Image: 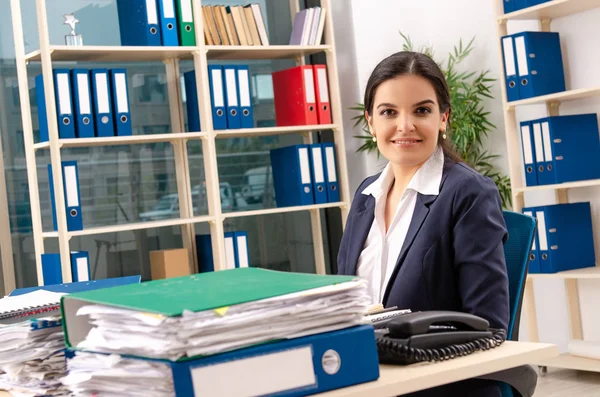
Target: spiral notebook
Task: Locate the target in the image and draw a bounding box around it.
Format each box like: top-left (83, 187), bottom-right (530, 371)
top-left (0, 289), bottom-right (65, 324)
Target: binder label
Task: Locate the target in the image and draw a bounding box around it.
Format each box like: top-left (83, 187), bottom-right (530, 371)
top-left (536, 210), bottom-right (548, 251)
top-left (303, 68), bottom-right (316, 103)
top-left (312, 146), bottom-right (325, 183)
top-left (521, 124), bottom-right (533, 164)
top-left (237, 235), bottom-right (249, 268)
top-left (57, 73), bottom-right (72, 114)
top-left (541, 121), bottom-right (553, 161)
top-left (146, 0), bottom-right (158, 24)
top-left (515, 36), bottom-right (529, 76)
top-left (181, 0), bottom-right (193, 22)
top-left (299, 147), bottom-right (311, 184)
top-left (76, 257), bottom-right (89, 282)
top-left (325, 146), bottom-right (337, 182)
top-left (502, 37), bottom-right (516, 76)
top-left (64, 165), bottom-right (80, 207)
top-left (317, 68), bottom-right (329, 102)
top-left (115, 73), bottom-right (129, 113)
top-left (77, 74), bottom-right (91, 114)
top-left (532, 123), bottom-right (544, 163)
top-left (225, 68), bottom-right (238, 106)
top-left (238, 69), bottom-right (251, 107)
top-left (162, 0), bottom-right (175, 18)
top-left (191, 346), bottom-right (316, 396)
top-left (523, 210), bottom-right (536, 249)
top-left (211, 69), bottom-right (224, 107)
top-left (95, 73), bottom-right (110, 114)
top-left (224, 236), bottom-right (236, 270)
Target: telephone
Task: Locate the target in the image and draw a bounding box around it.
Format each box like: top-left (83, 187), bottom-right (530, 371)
top-left (374, 310), bottom-right (506, 365)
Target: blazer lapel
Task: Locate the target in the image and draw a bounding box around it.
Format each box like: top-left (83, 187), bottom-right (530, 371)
top-left (343, 195), bottom-right (375, 276)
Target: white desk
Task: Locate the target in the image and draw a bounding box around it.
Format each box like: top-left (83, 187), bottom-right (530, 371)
top-left (315, 341), bottom-right (558, 397)
top-left (0, 341), bottom-right (558, 397)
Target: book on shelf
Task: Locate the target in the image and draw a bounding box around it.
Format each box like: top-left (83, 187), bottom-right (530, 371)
top-left (289, 6), bottom-right (326, 46)
top-left (203, 4), bottom-right (269, 46)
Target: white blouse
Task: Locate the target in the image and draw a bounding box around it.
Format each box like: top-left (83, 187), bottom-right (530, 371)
top-left (356, 147), bottom-right (445, 304)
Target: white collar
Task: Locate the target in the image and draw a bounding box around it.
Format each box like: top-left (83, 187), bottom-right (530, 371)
top-left (361, 146), bottom-right (445, 198)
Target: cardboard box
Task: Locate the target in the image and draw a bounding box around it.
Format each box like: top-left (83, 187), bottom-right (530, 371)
top-left (149, 248), bottom-right (191, 280)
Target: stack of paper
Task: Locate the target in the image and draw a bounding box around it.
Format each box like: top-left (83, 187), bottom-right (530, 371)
top-left (62, 351), bottom-right (173, 397)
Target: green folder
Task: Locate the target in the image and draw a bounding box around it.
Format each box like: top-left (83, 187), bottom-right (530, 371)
top-left (61, 267), bottom-right (357, 349)
top-left (175, 0), bottom-right (196, 46)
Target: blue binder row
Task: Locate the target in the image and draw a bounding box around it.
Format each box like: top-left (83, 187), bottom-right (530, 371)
top-left (503, 0), bottom-right (551, 14)
top-left (523, 202), bottom-right (596, 274)
top-left (48, 160), bottom-right (83, 232)
top-left (196, 231), bottom-right (250, 272)
top-left (519, 113), bottom-right (600, 187)
top-left (36, 68), bottom-right (132, 141)
top-left (41, 251), bottom-right (91, 285)
top-left (183, 64), bottom-right (255, 131)
top-left (116, 0), bottom-right (188, 46)
top-left (501, 31), bottom-right (565, 102)
top-left (66, 324), bottom-right (379, 396)
top-left (270, 143), bottom-right (340, 208)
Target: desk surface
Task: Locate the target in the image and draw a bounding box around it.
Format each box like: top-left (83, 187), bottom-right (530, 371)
top-left (0, 341), bottom-right (558, 397)
top-left (315, 341), bottom-right (558, 397)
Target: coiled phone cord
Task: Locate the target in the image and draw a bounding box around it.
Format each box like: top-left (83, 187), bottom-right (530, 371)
top-left (375, 328), bottom-right (507, 364)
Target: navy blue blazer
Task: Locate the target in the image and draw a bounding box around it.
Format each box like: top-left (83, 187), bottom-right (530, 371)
top-left (337, 156), bottom-right (510, 397)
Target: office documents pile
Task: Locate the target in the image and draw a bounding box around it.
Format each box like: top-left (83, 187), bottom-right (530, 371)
top-left (0, 290), bottom-right (69, 396)
top-left (60, 268), bottom-right (381, 396)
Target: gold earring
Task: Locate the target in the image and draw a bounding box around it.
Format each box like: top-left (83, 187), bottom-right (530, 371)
top-left (441, 130), bottom-right (447, 140)
top-left (372, 136), bottom-right (377, 142)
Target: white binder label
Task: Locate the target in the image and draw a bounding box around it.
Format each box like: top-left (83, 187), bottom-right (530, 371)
top-left (181, 0), bottom-right (193, 22)
top-left (95, 73), bottom-right (110, 114)
top-left (325, 146), bottom-right (337, 182)
top-left (64, 165), bottom-right (80, 207)
top-left (76, 257), bottom-right (89, 282)
top-left (191, 346), bottom-right (316, 397)
top-left (224, 236), bottom-right (235, 270)
top-left (225, 68), bottom-right (238, 107)
top-left (541, 122), bottom-right (553, 161)
top-left (298, 148), bottom-right (311, 184)
top-left (146, 0), bottom-right (158, 24)
top-left (523, 211), bottom-right (536, 249)
top-left (237, 235), bottom-right (249, 268)
top-left (57, 73), bottom-right (72, 115)
top-left (532, 123), bottom-right (544, 163)
top-left (238, 69), bottom-right (251, 107)
top-left (536, 210), bottom-right (548, 251)
top-left (115, 73), bottom-right (129, 113)
top-left (521, 124), bottom-right (533, 165)
top-left (162, 0), bottom-right (175, 18)
top-left (317, 68), bottom-right (329, 102)
top-left (303, 68), bottom-right (316, 104)
top-left (515, 36), bottom-right (529, 76)
top-left (211, 69), bottom-right (224, 107)
top-left (311, 146), bottom-right (325, 183)
top-left (502, 37), bottom-right (516, 77)
top-left (76, 73), bottom-right (91, 115)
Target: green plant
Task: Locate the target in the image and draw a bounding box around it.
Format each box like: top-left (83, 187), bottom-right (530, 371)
top-left (351, 32), bottom-right (512, 209)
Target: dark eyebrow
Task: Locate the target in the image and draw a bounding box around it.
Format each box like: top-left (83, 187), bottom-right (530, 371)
top-left (414, 99), bottom-right (435, 107)
top-left (376, 102), bottom-right (397, 109)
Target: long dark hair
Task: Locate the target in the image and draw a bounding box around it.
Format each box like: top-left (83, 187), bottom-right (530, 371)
top-left (364, 51), bottom-right (462, 163)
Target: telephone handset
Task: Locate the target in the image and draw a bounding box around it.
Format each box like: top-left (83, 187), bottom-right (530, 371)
top-left (375, 310), bottom-right (506, 365)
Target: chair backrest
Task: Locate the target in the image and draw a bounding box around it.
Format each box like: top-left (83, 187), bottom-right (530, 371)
top-left (502, 210), bottom-right (537, 341)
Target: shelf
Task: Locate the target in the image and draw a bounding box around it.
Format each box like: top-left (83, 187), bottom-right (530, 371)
top-left (25, 45), bottom-right (196, 63)
top-left (507, 86), bottom-right (600, 107)
top-left (206, 45), bottom-right (331, 60)
top-left (222, 202), bottom-right (345, 219)
top-left (499, 0), bottom-right (600, 21)
top-left (514, 178), bottom-right (600, 193)
top-left (41, 215), bottom-right (214, 238)
top-left (33, 132), bottom-right (208, 150)
top-left (528, 266), bottom-right (600, 279)
top-left (536, 353), bottom-right (600, 372)
top-left (215, 124), bottom-right (337, 139)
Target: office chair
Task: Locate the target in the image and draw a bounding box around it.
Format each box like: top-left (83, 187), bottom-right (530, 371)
top-left (477, 210), bottom-right (538, 397)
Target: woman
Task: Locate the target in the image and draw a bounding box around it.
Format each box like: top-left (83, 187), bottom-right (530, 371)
top-left (337, 51), bottom-right (510, 397)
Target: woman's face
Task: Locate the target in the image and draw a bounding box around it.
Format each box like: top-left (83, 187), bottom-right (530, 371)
top-left (365, 74), bottom-right (449, 168)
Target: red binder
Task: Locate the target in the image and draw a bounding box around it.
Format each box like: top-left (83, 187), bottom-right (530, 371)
top-left (272, 65), bottom-right (318, 126)
top-left (313, 64), bottom-right (332, 124)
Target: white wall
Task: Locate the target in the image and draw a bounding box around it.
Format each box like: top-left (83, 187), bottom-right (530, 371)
top-left (332, 0), bottom-right (600, 353)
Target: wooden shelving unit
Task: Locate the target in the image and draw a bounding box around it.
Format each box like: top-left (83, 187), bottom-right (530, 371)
top-left (495, 0), bottom-right (600, 374)
top-left (9, 0), bottom-right (350, 286)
